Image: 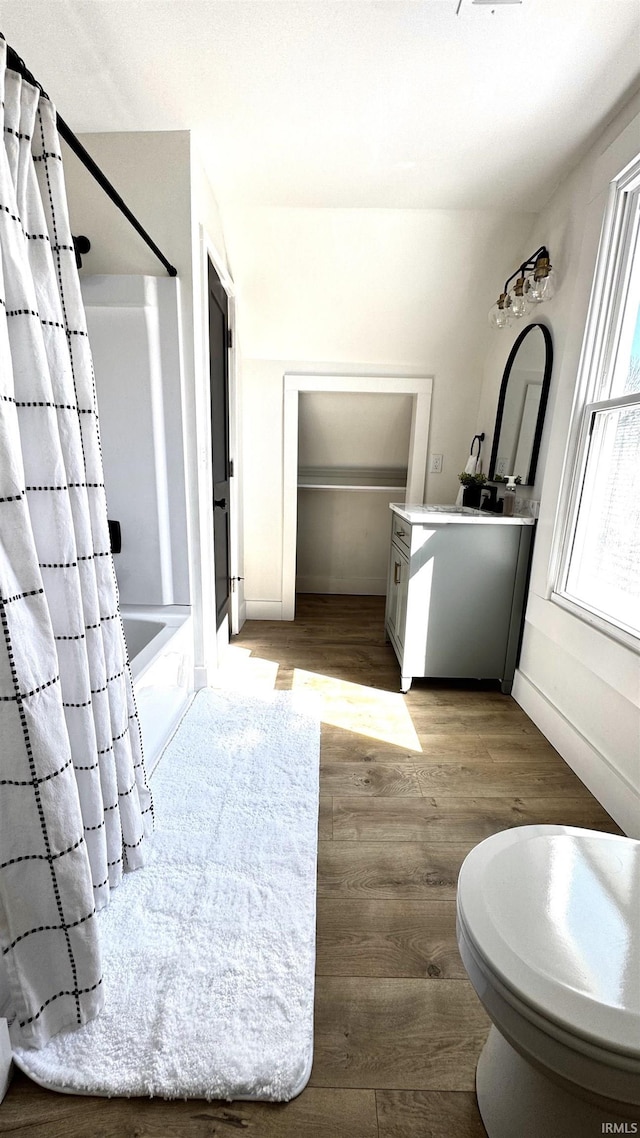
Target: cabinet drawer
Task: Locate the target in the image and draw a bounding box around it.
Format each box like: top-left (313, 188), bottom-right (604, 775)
top-left (391, 517), bottom-right (411, 552)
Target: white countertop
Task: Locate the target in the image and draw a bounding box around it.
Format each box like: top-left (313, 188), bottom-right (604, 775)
top-left (390, 503), bottom-right (536, 526)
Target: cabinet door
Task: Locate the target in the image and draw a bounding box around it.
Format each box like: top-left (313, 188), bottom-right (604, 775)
top-left (406, 524), bottom-right (522, 679)
top-left (387, 542), bottom-right (409, 653)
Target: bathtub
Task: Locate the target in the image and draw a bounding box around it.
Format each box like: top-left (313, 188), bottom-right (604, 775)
top-left (121, 605), bottom-right (193, 775)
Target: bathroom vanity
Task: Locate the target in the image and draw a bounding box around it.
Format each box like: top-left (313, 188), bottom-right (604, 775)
top-left (385, 504), bottom-right (535, 693)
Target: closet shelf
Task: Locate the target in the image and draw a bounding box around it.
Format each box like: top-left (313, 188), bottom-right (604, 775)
top-left (297, 466), bottom-right (407, 491)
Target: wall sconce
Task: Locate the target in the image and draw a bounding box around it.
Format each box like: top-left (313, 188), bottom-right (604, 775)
top-left (488, 246), bottom-right (555, 329)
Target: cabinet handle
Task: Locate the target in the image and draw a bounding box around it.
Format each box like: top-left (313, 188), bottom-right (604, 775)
top-left (396, 528), bottom-right (406, 538)
top-left (394, 561), bottom-right (401, 585)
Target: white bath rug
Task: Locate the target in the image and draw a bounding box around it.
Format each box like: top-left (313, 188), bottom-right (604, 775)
top-left (14, 688), bottom-right (320, 1100)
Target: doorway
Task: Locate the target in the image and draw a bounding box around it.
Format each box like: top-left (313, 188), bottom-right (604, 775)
top-left (208, 258), bottom-right (231, 631)
top-left (282, 374), bottom-right (433, 621)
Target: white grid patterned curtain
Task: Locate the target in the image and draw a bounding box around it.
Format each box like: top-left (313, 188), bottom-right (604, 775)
top-left (0, 40), bottom-right (153, 1049)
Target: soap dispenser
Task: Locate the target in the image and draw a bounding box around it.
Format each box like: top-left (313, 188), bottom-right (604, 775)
top-left (503, 476), bottom-right (517, 517)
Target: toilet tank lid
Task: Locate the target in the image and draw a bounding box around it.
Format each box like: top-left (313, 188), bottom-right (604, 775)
top-left (457, 825), bottom-right (640, 1057)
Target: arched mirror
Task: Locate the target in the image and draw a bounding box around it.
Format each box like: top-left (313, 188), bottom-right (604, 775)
top-left (488, 323), bottom-right (553, 486)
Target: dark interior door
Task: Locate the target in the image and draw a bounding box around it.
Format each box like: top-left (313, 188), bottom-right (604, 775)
top-left (208, 259), bottom-right (231, 630)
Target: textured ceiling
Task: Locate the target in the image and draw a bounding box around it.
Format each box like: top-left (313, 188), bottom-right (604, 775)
top-left (1, 0), bottom-right (639, 209)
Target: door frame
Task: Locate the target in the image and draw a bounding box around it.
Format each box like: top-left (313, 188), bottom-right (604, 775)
top-left (282, 373), bottom-right (433, 621)
top-left (195, 227), bottom-right (239, 683)
top-left (208, 257), bottom-right (232, 636)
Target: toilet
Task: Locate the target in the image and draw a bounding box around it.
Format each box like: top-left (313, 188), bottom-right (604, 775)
top-left (456, 824), bottom-right (640, 1138)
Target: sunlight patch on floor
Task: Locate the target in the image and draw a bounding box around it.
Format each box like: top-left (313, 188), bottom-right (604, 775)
top-left (210, 645), bottom-right (279, 692)
top-left (292, 668), bottom-right (422, 752)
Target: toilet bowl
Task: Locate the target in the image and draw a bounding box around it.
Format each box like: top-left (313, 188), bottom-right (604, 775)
top-left (456, 824), bottom-right (640, 1138)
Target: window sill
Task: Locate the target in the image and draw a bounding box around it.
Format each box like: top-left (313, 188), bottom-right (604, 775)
top-left (550, 590), bottom-right (640, 655)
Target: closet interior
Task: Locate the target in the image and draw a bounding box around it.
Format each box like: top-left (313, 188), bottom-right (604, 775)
top-left (295, 391), bottom-right (414, 596)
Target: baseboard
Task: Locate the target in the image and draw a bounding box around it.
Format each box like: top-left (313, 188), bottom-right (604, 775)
top-left (245, 600), bottom-right (285, 620)
top-left (512, 669), bottom-right (640, 837)
top-left (295, 576), bottom-right (386, 596)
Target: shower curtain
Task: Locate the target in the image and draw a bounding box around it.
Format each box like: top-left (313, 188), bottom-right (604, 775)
top-left (0, 41), bottom-right (153, 1048)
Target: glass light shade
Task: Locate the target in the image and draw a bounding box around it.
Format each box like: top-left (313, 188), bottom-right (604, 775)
top-left (489, 304), bottom-right (511, 328)
top-left (510, 291), bottom-right (528, 318)
top-left (537, 266), bottom-right (556, 302)
top-left (528, 275), bottom-right (543, 302)
top-left (529, 266), bottom-right (556, 303)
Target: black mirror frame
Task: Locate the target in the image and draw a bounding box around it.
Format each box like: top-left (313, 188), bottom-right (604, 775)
top-left (488, 322), bottom-right (553, 486)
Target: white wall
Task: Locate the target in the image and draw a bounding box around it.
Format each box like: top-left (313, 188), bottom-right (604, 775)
top-left (298, 391), bottom-right (412, 470)
top-left (224, 205), bottom-right (535, 609)
top-left (64, 130), bottom-right (234, 681)
top-left (64, 132), bottom-right (192, 279)
top-left (476, 93), bottom-right (640, 836)
top-left (82, 275), bottom-right (188, 606)
top-left (188, 143), bottom-right (240, 671)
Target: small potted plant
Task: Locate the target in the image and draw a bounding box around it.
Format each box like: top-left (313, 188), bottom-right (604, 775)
top-left (458, 469), bottom-right (487, 508)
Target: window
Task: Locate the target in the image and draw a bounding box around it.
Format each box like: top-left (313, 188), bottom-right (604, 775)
top-left (554, 157), bottom-right (640, 646)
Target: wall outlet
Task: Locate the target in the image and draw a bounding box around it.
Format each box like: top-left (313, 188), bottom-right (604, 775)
top-left (429, 453), bottom-right (443, 473)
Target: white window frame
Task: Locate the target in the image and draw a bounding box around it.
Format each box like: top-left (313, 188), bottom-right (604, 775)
top-left (552, 153), bottom-right (640, 652)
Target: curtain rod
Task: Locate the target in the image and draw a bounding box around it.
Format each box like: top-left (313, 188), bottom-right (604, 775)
top-left (2, 36), bottom-right (178, 278)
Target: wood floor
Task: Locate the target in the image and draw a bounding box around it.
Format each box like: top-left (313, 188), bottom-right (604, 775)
top-left (1, 594), bottom-right (622, 1137)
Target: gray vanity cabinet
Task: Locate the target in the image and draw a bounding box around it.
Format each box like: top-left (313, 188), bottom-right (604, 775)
top-left (386, 514), bottom-right (411, 655)
top-left (385, 505), bottom-right (535, 694)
